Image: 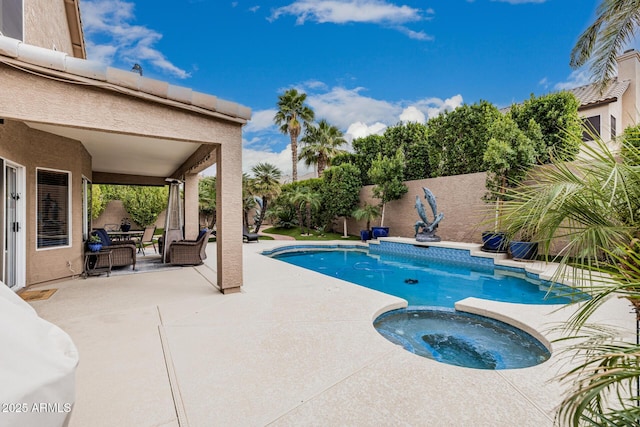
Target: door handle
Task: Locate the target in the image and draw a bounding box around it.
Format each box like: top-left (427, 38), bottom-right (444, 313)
top-left (12, 222), bottom-right (20, 232)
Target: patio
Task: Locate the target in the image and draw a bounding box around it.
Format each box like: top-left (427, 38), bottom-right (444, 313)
top-left (27, 240), bottom-right (634, 427)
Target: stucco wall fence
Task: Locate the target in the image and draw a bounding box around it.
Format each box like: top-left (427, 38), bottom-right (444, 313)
top-left (346, 172), bottom-right (492, 243)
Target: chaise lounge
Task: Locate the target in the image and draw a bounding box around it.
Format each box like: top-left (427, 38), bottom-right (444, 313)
top-left (243, 226), bottom-right (259, 243)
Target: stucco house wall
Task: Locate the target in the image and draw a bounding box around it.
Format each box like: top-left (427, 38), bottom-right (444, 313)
top-left (24, 0), bottom-right (76, 55)
top-left (347, 172), bottom-right (490, 243)
top-left (0, 119), bottom-right (91, 284)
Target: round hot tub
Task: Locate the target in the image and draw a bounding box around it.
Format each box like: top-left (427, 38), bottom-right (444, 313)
top-left (374, 308), bottom-right (550, 370)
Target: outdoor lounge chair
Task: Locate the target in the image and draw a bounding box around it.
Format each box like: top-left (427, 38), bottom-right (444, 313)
top-left (168, 228), bottom-right (212, 266)
top-left (91, 229), bottom-right (137, 270)
top-left (243, 226), bottom-right (259, 243)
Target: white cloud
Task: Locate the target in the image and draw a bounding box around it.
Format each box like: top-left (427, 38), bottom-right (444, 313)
top-left (243, 143), bottom-right (314, 179)
top-left (81, 0), bottom-right (190, 79)
top-left (345, 121), bottom-right (387, 140)
top-left (399, 106), bottom-right (425, 123)
top-left (554, 69), bottom-right (592, 90)
top-left (269, 0), bottom-right (432, 40)
top-left (271, 0), bottom-right (424, 25)
top-left (245, 109), bottom-right (277, 133)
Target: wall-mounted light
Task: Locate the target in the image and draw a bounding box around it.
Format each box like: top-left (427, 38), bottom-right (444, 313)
top-left (0, 119), bottom-right (4, 125)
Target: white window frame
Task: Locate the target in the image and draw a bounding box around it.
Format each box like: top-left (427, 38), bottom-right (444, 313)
top-left (36, 167), bottom-right (72, 251)
top-left (3, 158), bottom-right (26, 290)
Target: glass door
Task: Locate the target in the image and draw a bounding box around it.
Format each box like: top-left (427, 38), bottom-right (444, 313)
top-left (5, 164), bottom-right (17, 288)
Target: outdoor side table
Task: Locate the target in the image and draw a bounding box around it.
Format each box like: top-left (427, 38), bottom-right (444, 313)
top-left (83, 249), bottom-right (112, 278)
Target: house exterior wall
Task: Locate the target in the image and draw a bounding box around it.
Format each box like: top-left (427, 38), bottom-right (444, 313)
top-left (24, 0), bottom-right (75, 55)
top-left (0, 120), bottom-right (91, 285)
top-left (346, 172), bottom-right (490, 243)
top-left (618, 50), bottom-right (640, 129)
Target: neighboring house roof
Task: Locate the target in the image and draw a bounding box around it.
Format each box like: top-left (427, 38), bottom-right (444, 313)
top-left (0, 36), bottom-right (251, 123)
top-left (568, 78), bottom-right (630, 109)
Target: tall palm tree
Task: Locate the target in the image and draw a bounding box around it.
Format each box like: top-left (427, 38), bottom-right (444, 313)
top-left (571, 1), bottom-right (640, 86)
top-left (250, 163), bottom-right (282, 233)
top-left (499, 134), bottom-right (640, 424)
top-left (274, 89), bottom-right (315, 182)
top-left (299, 119), bottom-right (347, 177)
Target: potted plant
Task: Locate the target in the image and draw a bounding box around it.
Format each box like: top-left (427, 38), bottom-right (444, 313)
top-left (120, 217), bottom-right (131, 232)
top-left (481, 115), bottom-right (537, 253)
top-left (352, 203), bottom-right (380, 241)
top-left (87, 235), bottom-right (103, 252)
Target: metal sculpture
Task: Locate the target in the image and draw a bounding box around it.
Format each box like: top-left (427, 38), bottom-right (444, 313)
top-left (414, 187), bottom-right (444, 242)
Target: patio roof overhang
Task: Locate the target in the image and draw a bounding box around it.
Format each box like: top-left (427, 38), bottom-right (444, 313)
top-left (0, 39), bottom-right (250, 184)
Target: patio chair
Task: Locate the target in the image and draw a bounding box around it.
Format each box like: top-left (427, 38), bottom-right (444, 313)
top-left (167, 228), bottom-right (212, 266)
top-left (91, 229), bottom-right (137, 270)
top-left (134, 225), bottom-right (158, 256)
top-left (103, 223), bottom-right (120, 232)
top-left (243, 226), bottom-right (259, 243)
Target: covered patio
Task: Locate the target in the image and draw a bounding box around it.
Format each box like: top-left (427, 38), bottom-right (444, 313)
top-left (0, 40), bottom-right (250, 292)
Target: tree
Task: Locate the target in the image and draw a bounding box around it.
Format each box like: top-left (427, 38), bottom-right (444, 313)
top-left (120, 186), bottom-right (168, 227)
top-left (242, 173), bottom-right (257, 228)
top-left (352, 203), bottom-right (381, 234)
top-left (91, 184), bottom-right (107, 220)
top-left (250, 162), bottom-right (282, 233)
top-left (198, 176), bottom-right (216, 228)
top-left (483, 115), bottom-right (536, 231)
top-left (427, 101), bottom-right (502, 177)
top-left (368, 149), bottom-right (408, 227)
top-left (321, 164), bottom-right (362, 237)
top-left (383, 122), bottom-right (432, 180)
top-left (292, 187), bottom-right (322, 235)
top-left (508, 92), bottom-right (582, 164)
top-left (299, 119), bottom-right (347, 177)
top-left (350, 134), bottom-right (388, 184)
top-left (274, 89), bottom-right (315, 181)
top-left (499, 135), bottom-right (640, 424)
top-left (570, 1), bottom-right (640, 87)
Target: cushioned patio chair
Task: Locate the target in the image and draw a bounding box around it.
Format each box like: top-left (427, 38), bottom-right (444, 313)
top-left (168, 228), bottom-right (212, 266)
top-left (243, 226), bottom-right (259, 243)
top-left (91, 229), bottom-right (137, 270)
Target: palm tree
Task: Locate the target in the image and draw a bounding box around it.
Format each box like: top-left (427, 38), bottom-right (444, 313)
top-left (299, 119), bottom-right (347, 177)
top-left (571, 1), bottom-right (640, 86)
top-left (292, 187), bottom-right (322, 235)
top-left (274, 89), bottom-right (315, 182)
top-left (250, 163), bottom-right (282, 233)
top-left (352, 203), bottom-right (381, 235)
top-left (242, 173), bottom-right (257, 229)
top-left (499, 133), bottom-right (640, 424)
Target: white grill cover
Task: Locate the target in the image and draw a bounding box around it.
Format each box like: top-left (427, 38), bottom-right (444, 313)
top-left (0, 283), bottom-right (78, 427)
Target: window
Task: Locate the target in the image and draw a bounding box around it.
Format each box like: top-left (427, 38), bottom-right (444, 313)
top-left (37, 169), bottom-right (70, 249)
top-left (0, 0), bottom-right (23, 41)
top-left (582, 115), bottom-right (601, 141)
top-left (82, 177), bottom-right (91, 241)
top-left (611, 115), bottom-right (617, 141)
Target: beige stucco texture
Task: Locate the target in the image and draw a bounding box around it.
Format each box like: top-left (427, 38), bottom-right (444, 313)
top-left (0, 120), bottom-right (91, 284)
top-left (348, 172), bottom-right (490, 243)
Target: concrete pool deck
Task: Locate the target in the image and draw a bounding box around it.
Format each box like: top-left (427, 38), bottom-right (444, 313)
top-left (25, 239), bottom-right (634, 426)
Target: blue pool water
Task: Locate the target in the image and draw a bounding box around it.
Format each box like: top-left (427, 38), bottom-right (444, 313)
top-left (271, 249), bottom-right (575, 308)
top-left (374, 308), bottom-right (550, 369)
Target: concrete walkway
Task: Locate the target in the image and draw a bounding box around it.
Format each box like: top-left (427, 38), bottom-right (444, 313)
top-left (25, 240), bottom-right (634, 427)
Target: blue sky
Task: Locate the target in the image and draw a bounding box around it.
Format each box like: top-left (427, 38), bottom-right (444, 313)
top-left (80, 0), bottom-right (602, 177)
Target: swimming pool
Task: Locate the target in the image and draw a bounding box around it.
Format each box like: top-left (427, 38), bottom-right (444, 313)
top-left (268, 247), bottom-right (576, 308)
